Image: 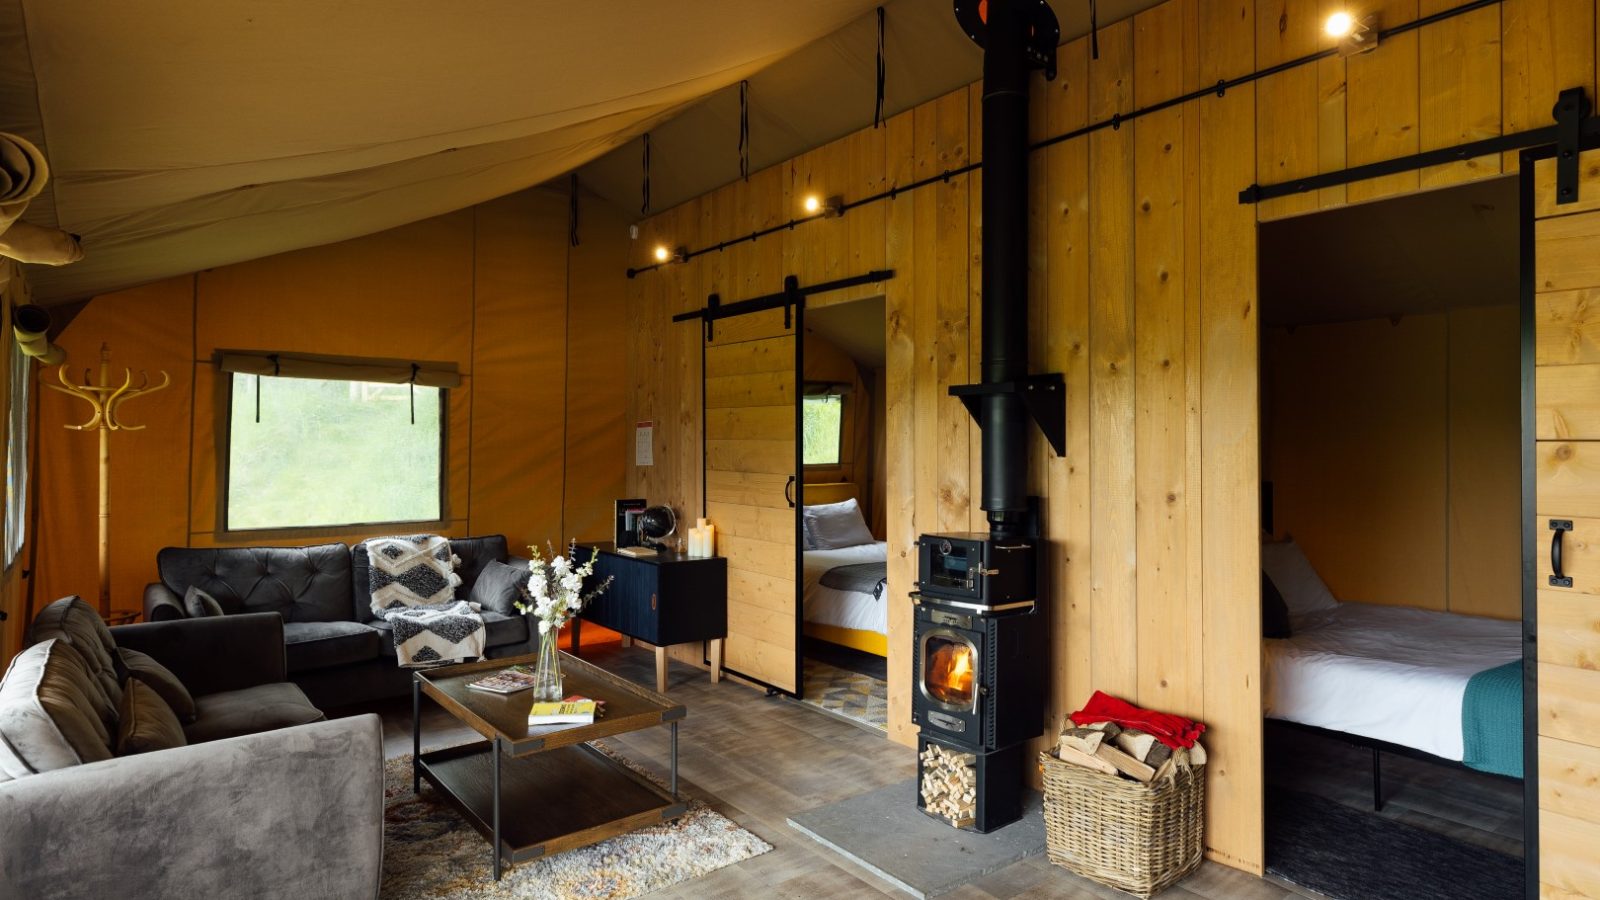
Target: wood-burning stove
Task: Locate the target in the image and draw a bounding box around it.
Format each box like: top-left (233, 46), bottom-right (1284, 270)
top-left (912, 533), bottom-right (1047, 832)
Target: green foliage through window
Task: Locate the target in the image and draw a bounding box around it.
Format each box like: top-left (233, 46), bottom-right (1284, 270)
top-left (802, 393), bottom-right (843, 466)
top-left (227, 374), bottom-right (443, 530)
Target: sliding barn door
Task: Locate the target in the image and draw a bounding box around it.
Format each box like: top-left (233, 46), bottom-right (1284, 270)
top-left (703, 311), bottom-right (799, 694)
top-left (1530, 148), bottom-right (1600, 900)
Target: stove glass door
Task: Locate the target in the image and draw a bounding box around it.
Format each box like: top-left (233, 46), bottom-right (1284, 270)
top-left (922, 630), bottom-right (979, 710)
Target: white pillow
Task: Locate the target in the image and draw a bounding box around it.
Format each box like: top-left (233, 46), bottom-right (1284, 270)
top-left (1260, 540), bottom-right (1339, 617)
top-left (803, 498), bottom-right (875, 550)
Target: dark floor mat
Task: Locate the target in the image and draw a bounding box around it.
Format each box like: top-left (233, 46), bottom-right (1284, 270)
top-left (803, 636), bottom-right (887, 680)
top-left (1266, 787), bottom-right (1523, 900)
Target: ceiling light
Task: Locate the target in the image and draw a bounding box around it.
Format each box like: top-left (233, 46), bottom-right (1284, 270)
top-left (803, 194), bottom-right (844, 219)
top-left (1326, 10), bottom-right (1379, 54)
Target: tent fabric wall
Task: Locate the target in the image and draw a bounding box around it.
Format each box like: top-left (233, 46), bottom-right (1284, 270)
top-left (31, 184), bottom-right (629, 622)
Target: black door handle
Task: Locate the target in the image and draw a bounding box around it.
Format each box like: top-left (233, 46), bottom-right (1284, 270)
top-left (785, 475), bottom-right (796, 509)
top-left (1551, 519), bottom-right (1574, 588)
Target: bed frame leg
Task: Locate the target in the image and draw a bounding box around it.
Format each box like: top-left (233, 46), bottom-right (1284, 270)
top-left (1372, 747), bottom-right (1384, 812)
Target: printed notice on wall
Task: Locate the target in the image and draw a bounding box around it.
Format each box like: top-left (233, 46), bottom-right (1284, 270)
top-left (635, 421), bottom-right (654, 467)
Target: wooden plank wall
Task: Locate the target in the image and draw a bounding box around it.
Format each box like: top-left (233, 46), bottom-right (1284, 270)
top-left (626, 0), bottom-right (1599, 874)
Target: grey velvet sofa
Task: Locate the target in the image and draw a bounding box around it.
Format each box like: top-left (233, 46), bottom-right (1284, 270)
top-left (0, 597), bottom-right (383, 899)
top-left (144, 534), bottom-right (534, 709)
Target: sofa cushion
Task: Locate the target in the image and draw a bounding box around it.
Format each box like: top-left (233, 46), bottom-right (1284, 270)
top-left (282, 621), bottom-right (384, 674)
top-left (183, 682), bottom-right (325, 744)
top-left (28, 596), bottom-right (124, 711)
top-left (183, 586), bottom-right (224, 618)
top-left (158, 543), bottom-right (352, 623)
top-left (369, 609), bottom-right (527, 656)
top-left (0, 640), bottom-right (115, 780)
top-left (116, 678), bottom-right (187, 756)
top-left (469, 559), bottom-right (528, 616)
top-left (352, 534), bottom-right (509, 623)
top-left (117, 648), bottom-right (197, 724)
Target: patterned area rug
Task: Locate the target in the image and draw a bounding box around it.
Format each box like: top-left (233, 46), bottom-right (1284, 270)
top-left (381, 746), bottom-right (771, 899)
top-left (801, 658), bottom-right (888, 731)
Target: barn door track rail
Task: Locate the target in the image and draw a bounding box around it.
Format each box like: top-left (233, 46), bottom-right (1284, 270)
top-left (671, 269), bottom-right (894, 341)
top-left (1241, 87), bottom-right (1594, 205)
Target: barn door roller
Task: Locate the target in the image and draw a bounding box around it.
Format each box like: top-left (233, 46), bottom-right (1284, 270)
top-left (672, 269), bottom-right (895, 341)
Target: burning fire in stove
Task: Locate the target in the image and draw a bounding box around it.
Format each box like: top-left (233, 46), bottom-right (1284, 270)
top-left (927, 638), bottom-right (976, 706)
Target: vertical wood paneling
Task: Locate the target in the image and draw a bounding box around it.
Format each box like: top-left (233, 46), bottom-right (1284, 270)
top-left (1255, 0), bottom-right (1323, 220)
top-left (1134, 1), bottom-right (1199, 719)
top-left (1347, 0), bottom-right (1421, 202)
top-left (1418, 0), bottom-right (1503, 187)
top-left (1502, 0), bottom-right (1596, 172)
top-left (1089, 18), bottom-right (1140, 701)
top-left (1197, 0), bottom-right (1264, 874)
top-left (1316, 0), bottom-right (1349, 208)
top-left (885, 108), bottom-right (919, 748)
top-left (1044, 37), bottom-right (1094, 744)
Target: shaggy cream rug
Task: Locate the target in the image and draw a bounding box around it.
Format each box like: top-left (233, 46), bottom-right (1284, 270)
top-left (380, 747), bottom-right (771, 899)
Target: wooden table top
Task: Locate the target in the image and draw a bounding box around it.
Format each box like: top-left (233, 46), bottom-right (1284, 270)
top-left (416, 651), bottom-right (685, 756)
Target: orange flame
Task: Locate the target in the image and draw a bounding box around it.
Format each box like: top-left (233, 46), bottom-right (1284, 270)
top-left (928, 641), bottom-right (976, 706)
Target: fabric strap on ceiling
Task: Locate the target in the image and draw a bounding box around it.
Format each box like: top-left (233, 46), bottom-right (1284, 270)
top-left (874, 7), bottom-right (885, 128)
top-left (1089, 0), bottom-right (1100, 60)
top-left (641, 132), bottom-right (652, 215)
top-left (739, 80), bottom-right (750, 181)
top-left (218, 352), bottom-right (462, 389)
top-left (569, 173), bottom-right (580, 247)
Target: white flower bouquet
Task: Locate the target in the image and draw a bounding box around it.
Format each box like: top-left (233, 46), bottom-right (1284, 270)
top-left (516, 542), bottom-right (614, 635)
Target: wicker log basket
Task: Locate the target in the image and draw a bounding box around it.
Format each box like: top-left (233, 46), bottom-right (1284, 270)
top-left (1039, 750), bottom-right (1206, 898)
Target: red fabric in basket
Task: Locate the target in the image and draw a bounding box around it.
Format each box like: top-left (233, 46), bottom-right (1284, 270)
top-left (1067, 691), bottom-right (1206, 749)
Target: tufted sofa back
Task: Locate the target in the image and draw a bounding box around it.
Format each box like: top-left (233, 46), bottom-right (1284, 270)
top-left (157, 543), bottom-right (352, 622)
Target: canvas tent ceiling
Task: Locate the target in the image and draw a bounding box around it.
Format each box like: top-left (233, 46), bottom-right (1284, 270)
top-left (2, 0), bottom-right (1165, 304)
top-left (0, 0), bottom-right (879, 302)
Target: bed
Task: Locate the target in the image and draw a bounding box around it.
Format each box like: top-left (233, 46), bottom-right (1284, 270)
top-left (801, 483), bottom-right (888, 657)
top-left (1261, 540), bottom-right (1524, 805)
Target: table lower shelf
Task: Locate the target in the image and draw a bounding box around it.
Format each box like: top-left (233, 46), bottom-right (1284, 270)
top-left (416, 739), bottom-right (688, 865)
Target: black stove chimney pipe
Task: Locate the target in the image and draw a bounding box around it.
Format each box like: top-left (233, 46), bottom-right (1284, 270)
top-left (977, 0), bottom-right (1034, 540)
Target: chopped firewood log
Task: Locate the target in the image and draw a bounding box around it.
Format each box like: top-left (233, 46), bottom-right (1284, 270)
top-left (1058, 727), bottom-right (1106, 756)
top-left (1095, 743), bottom-right (1156, 782)
top-left (1054, 742), bottom-right (1120, 777)
top-left (1144, 742), bottom-right (1173, 768)
top-left (1082, 721), bottom-right (1123, 739)
top-left (1114, 730), bottom-right (1158, 762)
top-left (1152, 756), bottom-right (1177, 782)
top-left (1189, 741), bottom-right (1207, 766)
top-left (920, 743), bottom-right (978, 825)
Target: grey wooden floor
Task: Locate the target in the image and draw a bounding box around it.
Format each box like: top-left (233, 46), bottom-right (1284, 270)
top-left (357, 643), bottom-right (1323, 899)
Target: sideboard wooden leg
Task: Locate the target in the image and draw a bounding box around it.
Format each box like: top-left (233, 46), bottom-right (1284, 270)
top-left (710, 638), bottom-right (724, 684)
top-left (655, 645), bottom-right (668, 694)
top-left (621, 634), bottom-right (632, 648)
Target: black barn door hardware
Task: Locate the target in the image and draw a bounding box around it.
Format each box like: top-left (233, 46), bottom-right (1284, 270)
top-left (1242, 86), bottom-right (1594, 205)
top-left (672, 269), bottom-right (895, 341)
top-left (1550, 519), bottom-right (1574, 588)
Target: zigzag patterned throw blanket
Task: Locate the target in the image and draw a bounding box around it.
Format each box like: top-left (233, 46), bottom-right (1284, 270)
top-left (367, 535), bottom-right (484, 667)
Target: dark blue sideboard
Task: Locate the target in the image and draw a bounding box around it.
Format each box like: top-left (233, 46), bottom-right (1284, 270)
top-left (572, 542), bottom-right (728, 693)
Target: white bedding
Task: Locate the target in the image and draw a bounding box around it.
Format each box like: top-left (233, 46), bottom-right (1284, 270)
top-left (1263, 602), bottom-right (1520, 761)
top-left (802, 541), bottom-right (889, 635)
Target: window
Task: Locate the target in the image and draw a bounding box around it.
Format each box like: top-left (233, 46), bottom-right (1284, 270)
top-left (802, 392), bottom-right (843, 466)
top-left (226, 374), bottom-right (444, 530)
top-left (4, 336), bottom-right (29, 567)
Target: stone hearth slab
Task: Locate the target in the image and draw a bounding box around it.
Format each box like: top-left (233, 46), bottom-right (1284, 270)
top-left (786, 778), bottom-right (1046, 898)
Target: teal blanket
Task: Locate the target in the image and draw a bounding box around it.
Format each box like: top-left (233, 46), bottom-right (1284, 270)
top-left (1461, 661), bottom-right (1523, 778)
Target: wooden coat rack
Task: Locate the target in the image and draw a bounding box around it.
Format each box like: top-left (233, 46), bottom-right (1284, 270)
top-left (46, 343), bottom-right (169, 618)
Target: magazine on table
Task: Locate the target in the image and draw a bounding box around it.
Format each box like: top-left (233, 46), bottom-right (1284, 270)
top-left (466, 666), bottom-right (538, 694)
top-left (528, 699), bottom-right (599, 725)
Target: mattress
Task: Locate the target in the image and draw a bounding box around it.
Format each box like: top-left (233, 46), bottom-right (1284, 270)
top-left (1263, 602), bottom-right (1521, 761)
top-left (802, 541), bottom-right (889, 635)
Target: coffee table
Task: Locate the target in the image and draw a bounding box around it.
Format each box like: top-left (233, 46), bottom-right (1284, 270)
top-left (412, 651), bottom-right (687, 880)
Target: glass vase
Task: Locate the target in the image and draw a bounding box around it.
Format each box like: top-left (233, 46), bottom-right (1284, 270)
top-left (531, 626), bottom-right (564, 701)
